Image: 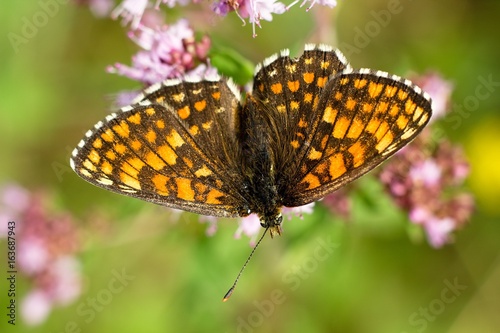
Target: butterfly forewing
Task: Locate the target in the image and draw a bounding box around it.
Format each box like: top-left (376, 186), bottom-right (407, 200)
top-left (251, 45), bottom-right (351, 175)
top-left (282, 71), bottom-right (432, 206)
top-left (71, 80), bottom-right (251, 218)
top-left (137, 78), bottom-right (244, 174)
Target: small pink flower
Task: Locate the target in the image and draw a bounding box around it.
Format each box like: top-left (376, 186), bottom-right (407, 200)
top-left (234, 204), bottom-right (315, 246)
top-left (111, 0), bottom-right (150, 29)
top-left (412, 72), bottom-right (454, 122)
top-left (18, 237), bottom-right (49, 275)
top-left (239, 0), bottom-right (286, 37)
top-left (199, 215), bottom-right (219, 236)
top-left (21, 290), bottom-right (52, 326)
top-left (211, 0), bottom-right (240, 16)
top-left (389, 182), bottom-right (408, 197)
top-left (409, 159), bottom-right (442, 187)
top-left (423, 217), bottom-right (455, 248)
top-left (212, 0), bottom-right (286, 37)
top-left (50, 257), bottom-right (82, 305)
top-left (1, 183), bottom-right (30, 213)
top-left (282, 202), bottom-right (315, 220)
top-left (287, 0), bottom-right (336, 11)
top-left (452, 161), bottom-right (470, 182)
top-left (155, 0), bottom-right (190, 8)
top-left (186, 63), bottom-right (219, 79)
top-left (409, 207), bottom-right (431, 224)
top-left (75, 0), bottom-right (115, 17)
top-left (321, 189), bottom-right (351, 220)
top-left (111, 89), bottom-right (142, 108)
top-left (108, 19), bottom-right (214, 85)
top-left (234, 214), bottom-right (261, 246)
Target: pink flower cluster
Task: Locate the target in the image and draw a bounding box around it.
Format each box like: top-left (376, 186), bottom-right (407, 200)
top-left (107, 19), bottom-right (214, 86)
top-left (81, 0), bottom-right (337, 38)
top-left (380, 131), bottom-right (474, 248)
top-left (1, 184), bottom-right (82, 325)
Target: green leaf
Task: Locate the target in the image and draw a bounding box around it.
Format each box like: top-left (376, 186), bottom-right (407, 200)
top-left (209, 46), bottom-right (254, 85)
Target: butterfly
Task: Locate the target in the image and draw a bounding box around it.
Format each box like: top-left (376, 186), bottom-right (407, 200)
top-left (70, 44), bottom-right (432, 238)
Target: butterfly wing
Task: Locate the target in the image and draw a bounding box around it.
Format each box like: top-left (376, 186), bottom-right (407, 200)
top-left (250, 44), bottom-right (351, 178)
top-left (282, 70), bottom-right (433, 206)
top-left (70, 77), bottom-right (251, 217)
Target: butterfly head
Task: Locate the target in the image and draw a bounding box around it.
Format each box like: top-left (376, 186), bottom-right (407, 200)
top-left (260, 211), bottom-right (283, 238)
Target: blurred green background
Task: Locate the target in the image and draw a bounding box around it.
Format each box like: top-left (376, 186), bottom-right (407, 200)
top-left (1, 0), bottom-right (500, 332)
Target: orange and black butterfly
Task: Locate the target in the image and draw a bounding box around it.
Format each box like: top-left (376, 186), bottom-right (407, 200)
top-left (70, 44), bottom-right (432, 238)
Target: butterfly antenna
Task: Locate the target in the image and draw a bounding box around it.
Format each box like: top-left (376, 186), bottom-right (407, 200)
top-left (222, 227), bottom-right (269, 302)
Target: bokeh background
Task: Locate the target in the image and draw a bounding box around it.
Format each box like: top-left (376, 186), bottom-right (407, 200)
top-left (1, 0), bottom-right (500, 332)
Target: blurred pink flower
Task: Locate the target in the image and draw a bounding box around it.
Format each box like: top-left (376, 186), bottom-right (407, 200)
top-left (0, 183), bottom-right (30, 237)
top-left (321, 188), bottom-right (351, 220)
top-left (1, 183), bottom-right (29, 212)
top-left (287, 0), bottom-right (336, 11)
top-left (111, 0), bottom-right (150, 29)
top-left (199, 215), bottom-right (219, 236)
top-left (50, 257), bottom-right (82, 305)
top-left (234, 214), bottom-right (261, 247)
top-left (409, 159), bottom-right (442, 187)
top-left (412, 72), bottom-right (454, 121)
top-left (240, 0), bottom-right (286, 37)
top-left (21, 290), bottom-right (52, 326)
top-left (0, 184), bottom-right (83, 325)
top-left (18, 237), bottom-right (49, 275)
top-left (155, 0), bottom-right (190, 8)
top-left (423, 217), bottom-right (456, 248)
top-left (79, 0), bottom-right (115, 17)
top-left (282, 202), bottom-right (315, 220)
top-left (211, 0), bottom-right (238, 16)
top-left (110, 89), bottom-right (144, 108)
top-left (409, 207), bottom-right (431, 224)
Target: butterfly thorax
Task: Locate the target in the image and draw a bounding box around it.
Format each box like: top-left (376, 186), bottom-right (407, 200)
top-left (240, 95), bottom-right (284, 237)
